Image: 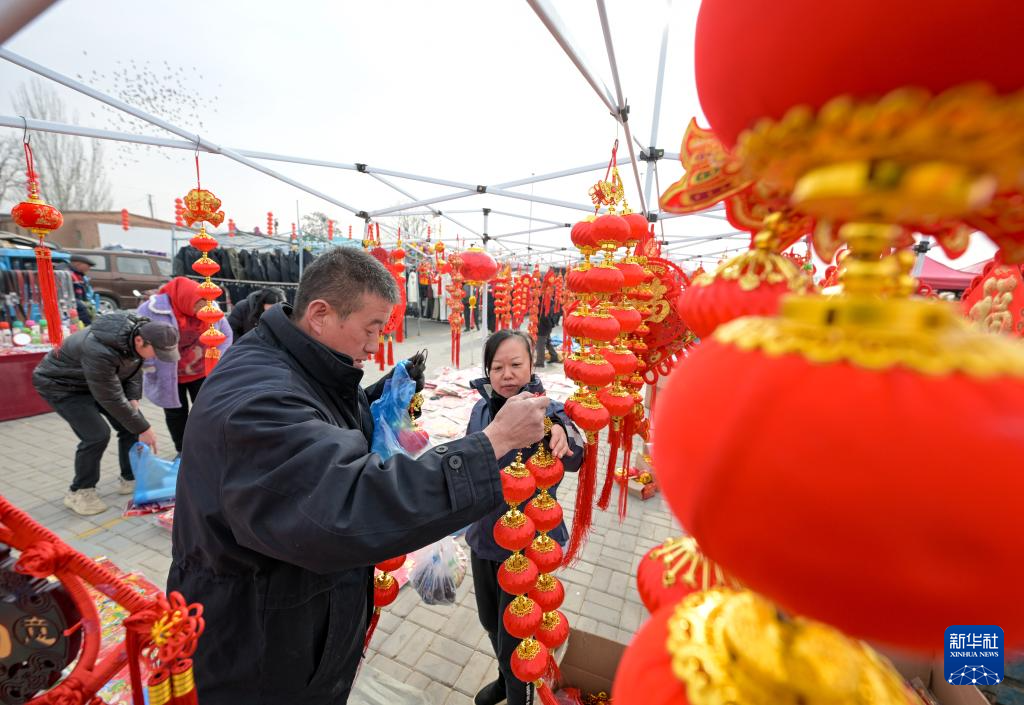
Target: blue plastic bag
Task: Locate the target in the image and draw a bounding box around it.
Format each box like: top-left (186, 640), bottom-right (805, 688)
top-left (370, 362), bottom-right (429, 460)
top-left (129, 442), bottom-right (180, 506)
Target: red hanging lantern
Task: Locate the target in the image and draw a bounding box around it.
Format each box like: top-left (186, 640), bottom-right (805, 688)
top-left (266, 211), bottom-right (274, 236)
top-left (459, 246), bottom-right (499, 285)
top-left (228, 218), bottom-right (236, 238)
top-left (523, 493), bottom-right (563, 533)
top-left (510, 638), bottom-right (549, 684)
top-left (534, 610), bottom-right (570, 650)
top-left (501, 458), bottom-right (538, 504)
top-left (526, 453), bottom-right (564, 490)
top-left (376, 555), bottom-right (407, 573)
top-left (584, 262), bottom-right (625, 293)
top-left (527, 574), bottom-right (564, 613)
top-left (600, 345), bottom-right (638, 377)
top-left (635, 536), bottom-right (739, 614)
top-left (373, 572), bottom-right (399, 607)
top-left (11, 141), bottom-right (64, 346)
top-left (493, 509), bottom-right (537, 552)
top-left (570, 219), bottom-right (597, 250)
top-left (597, 386), bottom-right (633, 420)
top-left (592, 213), bottom-right (631, 251)
top-left (571, 356), bottom-right (616, 388)
top-left (121, 208), bottom-right (130, 231)
top-left (503, 596), bottom-right (543, 639)
top-left (525, 535), bottom-right (563, 574)
top-left (182, 186), bottom-right (226, 374)
top-left (498, 553), bottom-right (540, 595)
top-left (175, 198), bottom-right (185, 227)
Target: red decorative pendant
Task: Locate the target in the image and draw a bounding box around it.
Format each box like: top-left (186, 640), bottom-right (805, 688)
top-left (526, 456), bottom-right (564, 490)
top-left (493, 509), bottom-right (537, 552)
top-left (598, 386), bottom-right (634, 419)
top-left (600, 346), bottom-right (639, 376)
top-left (592, 214), bottom-right (631, 249)
top-left (584, 263), bottom-right (625, 293)
top-left (373, 573), bottom-right (399, 607)
top-left (510, 638), bottom-right (549, 684)
top-left (501, 464), bottom-right (538, 505)
top-left (535, 610), bottom-right (570, 650)
top-left (571, 357), bottom-right (616, 388)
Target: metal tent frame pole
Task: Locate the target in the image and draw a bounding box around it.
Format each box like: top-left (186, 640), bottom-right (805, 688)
top-left (643, 5), bottom-right (672, 212)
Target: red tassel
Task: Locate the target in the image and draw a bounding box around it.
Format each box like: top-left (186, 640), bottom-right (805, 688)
top-left (451, 329), bottom-right (456, 366)
top-left (536, 680), bottom-right (561, 705)
top-left (378, 335), bottom-right (385, 371)
top-left (364, 607), bottom-right (382, 653)
top-left (563, 438), bottom-right (598, 566)
top-left (203, 347), bottom-right (220, 377)
top-left (596, 424), bottom-right (620, 511)
top-left (170, 659), bottom-right (199, 705)
top-left (618, 415), bottom-right (635, 521)
top-left (34, 246), bottom-right (63, 347)
top-left (456, 330), bottom-right (461, 368)
top-left (387, 337), bottom-right (395, 366)
top-left (544, 651), bottom-right (562, 687)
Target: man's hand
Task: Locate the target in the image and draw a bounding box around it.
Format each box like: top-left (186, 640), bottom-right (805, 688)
top-left (139, 427), bottom-right (158, 454)
top-left (130, 399), bottom-right (140, 411)
top-left (482, 393), bottom-right (549, 459)
top-left (549, 422), bottom-right (573, 459)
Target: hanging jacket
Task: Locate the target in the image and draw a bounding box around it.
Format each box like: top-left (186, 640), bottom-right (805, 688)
top-left (463, 375), bottom-right (585, 562)
top-left (167, 303), bottom-right (503, 705)
top-left (136, 290), bottom-right (232, 407)
top-left (32, 312), bottom-right (151, 433)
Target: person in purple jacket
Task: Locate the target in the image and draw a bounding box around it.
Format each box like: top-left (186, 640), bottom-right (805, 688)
top-left (463, 329), bottom-right (585, 705)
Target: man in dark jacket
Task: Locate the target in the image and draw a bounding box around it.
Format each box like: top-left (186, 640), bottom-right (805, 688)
top-left (69, 253), bottom-right (98, 325)
top-left (33, 313), bottom-right (179, 516)
top-left (168, 247), bottom-right (548, 705)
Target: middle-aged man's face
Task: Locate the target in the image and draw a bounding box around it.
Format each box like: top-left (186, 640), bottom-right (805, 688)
top-left (301, 293), bottom-right (393, 367)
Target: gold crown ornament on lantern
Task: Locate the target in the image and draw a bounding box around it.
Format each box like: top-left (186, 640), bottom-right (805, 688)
top-left (649, 0), bottom-right (1024, 655)
top-left (613, 589), bottom-right (919, 705)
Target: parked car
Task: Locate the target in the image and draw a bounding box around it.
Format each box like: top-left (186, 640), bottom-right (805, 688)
top-left (67, 248), bottom-right (172, 313)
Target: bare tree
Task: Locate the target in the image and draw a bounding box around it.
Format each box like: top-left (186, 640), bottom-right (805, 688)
top-left (11, 81), bottom-right (112, 211)
top-left (0, 135), bottom-right (22, 209)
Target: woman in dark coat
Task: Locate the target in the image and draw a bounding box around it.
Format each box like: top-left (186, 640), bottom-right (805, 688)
top-left (464, 330), bottom-right (585, 705)
top-left (227, 287), bottom-right (286, 340)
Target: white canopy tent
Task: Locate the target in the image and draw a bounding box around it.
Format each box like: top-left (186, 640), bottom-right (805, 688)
top-left (0, 0), bottom-right (748, 271)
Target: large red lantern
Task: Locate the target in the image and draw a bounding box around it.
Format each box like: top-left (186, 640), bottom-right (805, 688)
top-left (458, 246), bottom-right (499, 285)
top-left (635, 536), bottom-right (738, 614)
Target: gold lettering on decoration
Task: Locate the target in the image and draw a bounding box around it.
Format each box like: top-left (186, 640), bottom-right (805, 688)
top-left (968, 267), bottom-right (1017, 335)
top-left (0, 623), bottom-right (11, 658)
top-left (18, 615), bottom-right (58, 647)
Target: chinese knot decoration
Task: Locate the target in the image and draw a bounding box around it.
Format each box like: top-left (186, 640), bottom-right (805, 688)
top-left (183, 186), bottom-right (228, 375)
top-left (10, 139), bottom-right (64, 347)
top-left (0, 495), bottom-right (205, 705)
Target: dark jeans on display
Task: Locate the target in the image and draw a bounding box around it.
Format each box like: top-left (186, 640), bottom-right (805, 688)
top-left (471, 552), bottom-right (533, 705)
top-left (47, 393), bottom-right (137, 491)
top-left (164, 378), bottom-right (206, 453)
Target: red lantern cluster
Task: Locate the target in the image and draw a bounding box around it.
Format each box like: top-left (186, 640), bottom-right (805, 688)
top-left (266, 211), bottom-right (274, 237)
top-left (494, 425), bottom-right (568, 705)
top-left (527, 264), bottom-right (542, 346)
top-left (183, 188), bottom-right (227, 375)
top-left (377, 236), bottom-right (409, 371)
top-left (121, 208), bottom-right (130, 231)
top-left (492, 266), bottom-right (513, 330)
top-left (175, 198), bottom-right (185, 227)
top-left (327, 219), bottom-right (334, 241)
top-left (512, 268), bottom-right (532, 329)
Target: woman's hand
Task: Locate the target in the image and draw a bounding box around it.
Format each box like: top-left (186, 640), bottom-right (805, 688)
top-left (549, 422), bottom-right (573, 459)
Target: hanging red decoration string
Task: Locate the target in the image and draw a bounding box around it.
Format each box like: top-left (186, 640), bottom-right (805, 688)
top-left (11, 138), bottom-right (64, 347)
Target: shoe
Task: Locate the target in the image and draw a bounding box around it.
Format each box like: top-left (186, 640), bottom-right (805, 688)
top-left (474, 678), bottom-right (507, 705)
top-left (118, 478), bottom-right (136, 495)
top-left (63, 488), bottom-right (108, 516)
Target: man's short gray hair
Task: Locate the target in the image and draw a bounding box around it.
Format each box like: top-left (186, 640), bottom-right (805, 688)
top-left (293, 247), bottom-right (400, 319)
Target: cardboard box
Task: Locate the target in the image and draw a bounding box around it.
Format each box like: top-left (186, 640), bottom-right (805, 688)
top-left (627, 476), bottom-right (658, 500)
top-left (889, 654), bottom-right (989, 705)
top-left (554, 628), bottom-right (626, 696)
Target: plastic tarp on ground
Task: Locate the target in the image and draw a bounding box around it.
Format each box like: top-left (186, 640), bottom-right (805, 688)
top-left (918, 256), bottom-right (977, 291)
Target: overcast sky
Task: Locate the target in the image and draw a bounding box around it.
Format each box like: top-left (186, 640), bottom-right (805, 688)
top-left (0, 0), bottom-right (994, 269)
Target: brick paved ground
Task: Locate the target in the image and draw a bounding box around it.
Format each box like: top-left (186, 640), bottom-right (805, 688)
top-left (0, 320), bottom-right (681, 704)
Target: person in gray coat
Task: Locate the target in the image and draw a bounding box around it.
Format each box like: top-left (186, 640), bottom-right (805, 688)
top-left (33, 313), bottom-right (180, 516)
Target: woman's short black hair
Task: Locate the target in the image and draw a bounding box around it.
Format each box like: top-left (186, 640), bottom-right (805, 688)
top-left (483, 329), bottom-right (534, 375)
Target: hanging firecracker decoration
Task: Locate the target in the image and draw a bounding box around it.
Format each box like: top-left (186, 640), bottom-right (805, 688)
top-left (181, 167), bottom-right (227, 376)
top-left (612, 589), bottom-right (918, 705)
top-left (527, 264), bottom-right (542, 345)
top-left (635, 535), bottom-right (739, 614)
top-left (228, 218), bottom-right (236, 238)
top-left (121, 208), bottom-right (130, 231)
top-left (512, 267), bottom-right (531, 329)
top-left (266, 211), bottom-right (274, 237)
top-left (175, 198), bottom-right (185, 227)
top-left (379, 234), bottom-right (408, 368)
top-left (446, 252), bottom-right (466, 366)
top-left (327, 219), bottom-right (334, 241)
top-left (11, 138), bottom-right (64, 346)
top-left (492, 265), bottom-right (513, 330)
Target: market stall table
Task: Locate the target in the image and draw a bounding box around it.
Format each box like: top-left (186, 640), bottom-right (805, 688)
top-left (0, 346), bottom-right (51, 421)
